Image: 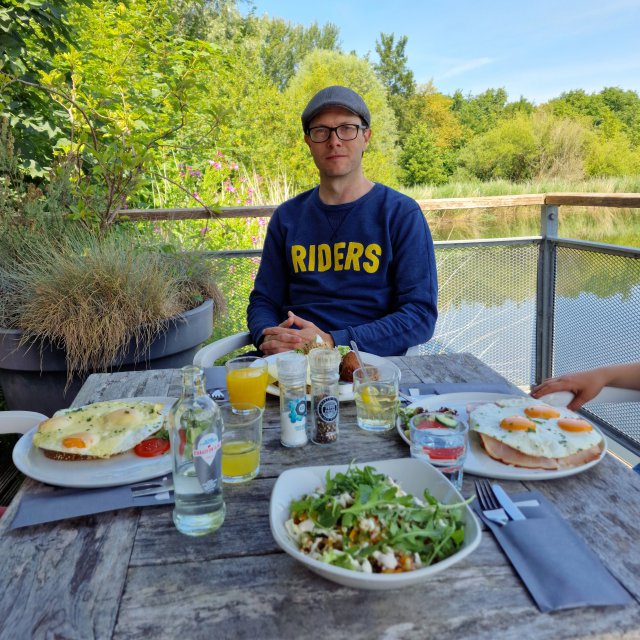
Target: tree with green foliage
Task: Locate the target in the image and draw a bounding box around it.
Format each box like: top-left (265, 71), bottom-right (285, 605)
top-left (0, 0), bottom-right (78, 175)
top-left (373, 32), bottom-right (415, 129)
top-left (399, 123), bottom-right (448, 186)
top-left (284, 49), bottom-right (399, 189)
top-left (457, 113), bottom-right (537, 181)
top-left (253, 16), bottom-right (341, 90)
top-left (451, 88), bottom-right (509, 136)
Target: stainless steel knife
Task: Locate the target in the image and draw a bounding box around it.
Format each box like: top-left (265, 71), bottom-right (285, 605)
top-left (491, 484), bottom-right (526, 521)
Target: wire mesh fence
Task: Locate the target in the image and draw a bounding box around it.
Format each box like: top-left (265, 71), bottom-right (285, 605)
top-left (551, 244), bottom-right (640, 454)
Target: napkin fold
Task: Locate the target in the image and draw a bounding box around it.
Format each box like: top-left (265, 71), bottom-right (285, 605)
top-left (205, 366), bottom-right (228, 400)
top-left (400, 382), bottom-right (521, 397)
top-left (10, 482), bottom-right (174, 529)
top-left (473, 490), bottom-right (630, 612)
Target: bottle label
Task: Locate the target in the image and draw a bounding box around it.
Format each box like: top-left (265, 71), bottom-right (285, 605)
top-left (193, 433), bottom-right (222, 466)
top-left (287, 398), bottom-right (307, 424)
top-left (316, 395), bottom-right (338, 423)
top-left (193, 432), bottom-right (222, 493)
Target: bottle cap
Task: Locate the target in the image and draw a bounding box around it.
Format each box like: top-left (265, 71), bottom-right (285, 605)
top-left (308, 347), bottom-right (341, 373)
top-left (276, 352), bottom-right (307, 381)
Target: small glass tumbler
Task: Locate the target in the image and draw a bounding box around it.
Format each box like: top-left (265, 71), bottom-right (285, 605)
top-left (219, 403), bottom-right (263, 483)
top-left (409, 413), bottom-right (469, 490)
top-left (276, 352), bottom-right (308, 447)
top-left (353, 364), bottom-right (399, 432)
top-left (225, 356), bottom-right (269, 409)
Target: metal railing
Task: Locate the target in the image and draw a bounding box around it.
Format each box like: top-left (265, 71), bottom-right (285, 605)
top-left (120, 193), bottom-right (640, 454)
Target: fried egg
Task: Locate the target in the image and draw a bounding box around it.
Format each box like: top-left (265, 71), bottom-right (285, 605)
top-left (32, 400), bottom-right (166, 459)
top-left (469, 397), bottom-right (603, 459)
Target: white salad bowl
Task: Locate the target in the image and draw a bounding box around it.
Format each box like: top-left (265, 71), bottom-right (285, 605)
top-left (269, 457), bottom-right (481, 590)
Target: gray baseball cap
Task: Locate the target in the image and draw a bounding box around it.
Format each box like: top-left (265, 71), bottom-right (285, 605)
top-left (301, 85), bottom-right (371, 132)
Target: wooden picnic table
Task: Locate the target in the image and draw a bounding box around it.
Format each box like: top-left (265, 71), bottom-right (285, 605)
top-left (1, 353), bottom-right (639, 640)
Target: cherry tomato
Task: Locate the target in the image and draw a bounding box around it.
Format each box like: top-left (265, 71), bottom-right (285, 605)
top-left (134, 437), bottom-right (170, 458)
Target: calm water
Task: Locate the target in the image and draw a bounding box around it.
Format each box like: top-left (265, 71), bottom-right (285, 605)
top-left (428, 206), bottom-right (640, 248)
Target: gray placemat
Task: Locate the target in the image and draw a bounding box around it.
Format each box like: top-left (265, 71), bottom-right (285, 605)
top-left (10, 483), bottom-right (173, 529)
top-left (473, 490), bottom-right (630, 612)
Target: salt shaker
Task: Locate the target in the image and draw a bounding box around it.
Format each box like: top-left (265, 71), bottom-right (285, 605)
top-left (308, 347), bottom-right (341, 444)
top-left (276, 352), bottom-right (308, 447)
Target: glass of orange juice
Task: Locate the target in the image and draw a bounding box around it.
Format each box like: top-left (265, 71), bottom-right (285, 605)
top-left (219, 403), bottom-right (263, 483)
top-left (225, 356), bottom-right (269, 409)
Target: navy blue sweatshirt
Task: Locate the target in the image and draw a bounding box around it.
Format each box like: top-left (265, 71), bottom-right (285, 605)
top-left (247, 183), bottom-right (438, 356)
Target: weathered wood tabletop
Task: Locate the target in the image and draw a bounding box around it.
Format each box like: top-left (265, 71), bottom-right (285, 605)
top-left (1, 354), bottom-right (639, 640)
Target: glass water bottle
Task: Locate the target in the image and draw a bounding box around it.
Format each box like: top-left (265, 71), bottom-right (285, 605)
top-left (169, 365), bottom-right (225, 536)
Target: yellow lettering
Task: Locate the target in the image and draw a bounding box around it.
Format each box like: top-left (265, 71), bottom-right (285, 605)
top-left (309, 244), bottom-right (316, 271)
top-left (291, 245), bottom-right (306, 273)
top-left (363, 244), bottom-right (381, 273)
top-left (344, 242), bottom-right (364, 271)
top-left (317, 244), bottom-right (331, 272)
top-left (333, 242), bottom-right (346, 271)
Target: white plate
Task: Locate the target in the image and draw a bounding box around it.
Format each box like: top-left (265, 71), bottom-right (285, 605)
top-left (264, 351), bottom-right (400, 402)
top-left (269, 458), bottom-right (481, 590)
top-left (396, 392), bottom-right (607, 481)
top-left (12, 396), bottom-right (177, 488)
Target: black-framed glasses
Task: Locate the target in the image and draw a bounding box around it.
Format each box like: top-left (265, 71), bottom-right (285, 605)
top-left (307, 124), bottom-right (368, 143)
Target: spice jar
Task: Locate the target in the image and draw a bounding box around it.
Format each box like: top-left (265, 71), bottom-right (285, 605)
top-left (276, 352), bottom-right (308, 447)
top-left (308, 347), bottom-right (341, 444)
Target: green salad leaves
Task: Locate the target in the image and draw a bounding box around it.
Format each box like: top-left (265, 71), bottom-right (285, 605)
top-left (286, 464), bottom-right (469, 573)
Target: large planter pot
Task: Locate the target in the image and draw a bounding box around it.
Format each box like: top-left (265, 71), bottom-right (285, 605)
top-left (0, 299), bottom-right (214, 416)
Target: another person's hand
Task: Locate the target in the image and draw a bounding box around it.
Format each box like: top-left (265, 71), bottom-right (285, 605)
top-left (259, 311), bottom-right (334, 356)
top-left (531, 370), bottom-right (609, 410)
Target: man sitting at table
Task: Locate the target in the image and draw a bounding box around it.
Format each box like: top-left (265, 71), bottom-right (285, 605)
top-left (247, 85), bottom-right (438, 357)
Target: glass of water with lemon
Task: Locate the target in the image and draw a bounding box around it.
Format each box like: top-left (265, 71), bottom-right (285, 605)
top-left (353, 364), bottom-right (399, 432)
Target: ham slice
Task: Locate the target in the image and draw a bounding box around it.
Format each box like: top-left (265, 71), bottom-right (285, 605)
top-left (478, 433), bottom-right (602, 470)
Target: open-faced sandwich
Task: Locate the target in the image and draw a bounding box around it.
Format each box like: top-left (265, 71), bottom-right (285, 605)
top-left (469, 397), bottom-right (604, 470)
top-left (32, 400), bottom-right (166, 460)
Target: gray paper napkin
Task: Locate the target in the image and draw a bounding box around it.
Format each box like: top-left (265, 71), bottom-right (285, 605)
top-left (10, 483), bottom-right (174, 529)
top-left (205, 366), bottom-right (228, 400)
top-left (473, 490), bottom-right (630, 612)
top-left (400, 382), bottom-right (521, 397)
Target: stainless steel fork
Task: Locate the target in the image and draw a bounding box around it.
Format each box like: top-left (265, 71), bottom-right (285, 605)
top-left (474, 478), bottom-right (509, 526)
top-left (209, 389), bottom-right (225, 401)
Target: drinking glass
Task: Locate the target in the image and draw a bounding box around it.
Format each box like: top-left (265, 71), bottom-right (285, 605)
top-left (225, 356), bottom-right (269, 409)
top-left (353, 364), bottom-right (399, 432)
top-left (409, 413), bottom-right (468, 490)
top-left (219, 403), bottom-right (263, 483)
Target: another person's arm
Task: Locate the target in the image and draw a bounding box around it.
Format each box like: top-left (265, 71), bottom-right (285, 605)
top-left (531, 363), bottom-right (640, 410)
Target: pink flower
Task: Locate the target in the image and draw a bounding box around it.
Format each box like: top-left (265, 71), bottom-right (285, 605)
top-left (236, 198), bottom-right (241, 204)
top-left (226, 184), bottom-right (236, 193)
top-left (212, 162), bottom-right (222, 170)
top-left (193, 192), bottom-right (200, 199)
top-left (179, 171), bottom-right (185, 177)
top-left (200, 227), bottom-right (208, 235)
top-left (246, 198), bottom-right (253, 204)
top-left (217, 151), bottom-right (224, 157)
top-left (258, 217), bottom-right (266, 226)
top-left (208, 159), bottom-right (215, 166)
top-left (153, 225), bottom-right (161, 234)
top-left (230, 162), bottom-right (239, 170)
top-left (190, 169), bottom-right (202, 178)
top-left (251, 235), bottom-right (257, 246)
